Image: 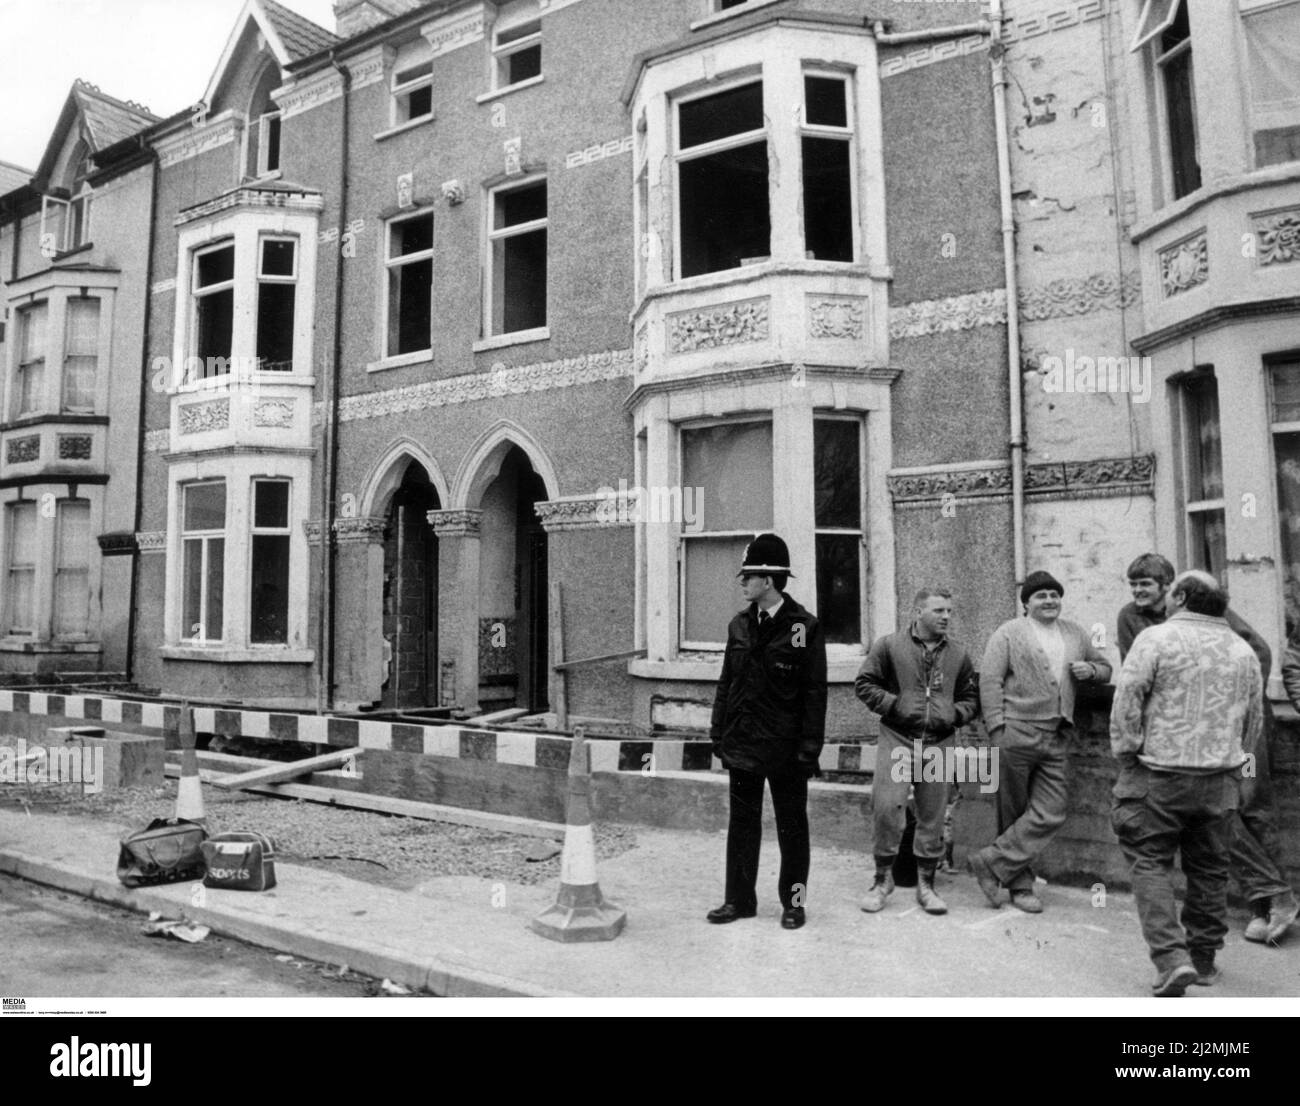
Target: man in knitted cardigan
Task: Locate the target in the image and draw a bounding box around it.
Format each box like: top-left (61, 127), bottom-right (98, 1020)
top-left (969, 571), bottom-right (1111, 912)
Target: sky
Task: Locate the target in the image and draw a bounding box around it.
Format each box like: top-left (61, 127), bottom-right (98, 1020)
top-left (0, 0), bottom-right (340, 171)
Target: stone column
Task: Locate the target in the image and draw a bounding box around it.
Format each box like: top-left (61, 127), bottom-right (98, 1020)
top-left (329, 515), bottom-right (387, 708)
top-left (428, 508), bottom-right (483, 714)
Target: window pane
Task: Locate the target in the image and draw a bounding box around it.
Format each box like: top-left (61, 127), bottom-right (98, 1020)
top-left (1185, 376), bottom-right (1223, 500)
top-left (54, 501), bottom-right (90, 637)
top-left (184, 482), bottom-right (226, 531)
top-left (1189, 509), bottom-right (1226, 583)
top-left (1275, 430), bottom-right (1300, 617)
top-left (1163, 50), bottom-right (1201, 198)
top-left (682, 535), bottom-right (754, 643)
top-left (679, 141), bottom-right (770, 276)
top-left (64, 299), bottom-right (99, 411)
top-left (816, 533), bottom-right (861, 644)
top-left (494, 182), bottom-right (546, 230)
top-left (681, 421), bottom-right (773, 532)
top-left (805, 76), bottom-right (847, 127)
top-left (1272, 362), bottom-right (1300, 423)
top-left (814, 419), bottom-right (860, 527)
top-left (388, 257), bottom-right (433, 354)
top-left (182, 538), bottom-right (204, 638)
top-left (20, 303), bottom-right (47, 363)
top-left (265, 114), bottom-right (281, 172)
top-left (390, 215), bottom-right (433, 258)
top-left (7, 503), bottom-right (36, 633)
top-left (196, 245), bottom-right (234, 288)
top-left (395, 60), bottom-right (431, 86)
top-left (497, 19), bottom-right (540, 46)
top-left (196, 287), bottom-right (234, 365)
top-left (251, 534), bottom-right (289, 643)
top-left (401, 84), bottom-right (433, 123)
top-left (18, 363), bottom-right (43, 416)
top-left (1243, 5), bottom-right (1300, 167)
top-left (493, 227), bottom-right (547, 333)
top-left (504, 43), bottom-right (541, 84)
top-left (679, 82), bottom-right (763, 148)
top-left (802, 136), bottom-right (853, 262)
top-left (256, 282), bottom-right (295, 371)
top-left (10, 502), bottom-right (37, 564)
top-left (255, 480), bottom-right (290, 528)
top-left (206, 537), bottom-right (225, 641)
top-left (260, 240), bottom-right (295, 277)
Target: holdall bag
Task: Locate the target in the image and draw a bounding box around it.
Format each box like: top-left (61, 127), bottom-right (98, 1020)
top-left (117, 818), bottom-right (208, 888)
top-left (201, 831), bottom-right (277, 891)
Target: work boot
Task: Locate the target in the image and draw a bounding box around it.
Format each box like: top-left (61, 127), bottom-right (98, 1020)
top-left (1244, 898), bottom-right (1272, 943)
top-left (916, 865), bottom-right (948, 915)
top-left (860, 869), bottom-right (895, 913)
top-left (1266, 890), bottom-right (1299, 943)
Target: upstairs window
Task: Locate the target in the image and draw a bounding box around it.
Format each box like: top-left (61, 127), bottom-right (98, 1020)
top-left (13, 302), bottom-right (47, 418)
top-left (5, 501), bottom-right (37, 635)
top-left (385, 212), bottom-right (434, 357)
top-left (392, 56), bottom-right (434, 125)
top-left (801, 74), bottom-right (855, 262)
top-left (1179, 372), bottom-right (1225, 581)
top-left (255, 238), bottom-right (296, 372)
top-left (488, 179), bottom-right (547, 335)
top-left (493, 19), bottom-right (541, 90)
top-left (676, 81), bottom-right (770, 278)
top-left (246, 66), bottom-right (282, 178)
top-left (39, 146), bottom-right (93, 256)
top-left (182, 480), bottom-right (226, 643)
top-left (1241, 0), bottom-right (1300, 168)
top-left (1134, 0), bottom-right (1200, 200)
top-left (192, 242), bottom-right (235, 378)
top-left (62, 297), bottom-right (99, 412)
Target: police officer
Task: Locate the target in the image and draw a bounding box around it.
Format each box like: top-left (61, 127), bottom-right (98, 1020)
top-left (707, 533), bottom-right (828, 930)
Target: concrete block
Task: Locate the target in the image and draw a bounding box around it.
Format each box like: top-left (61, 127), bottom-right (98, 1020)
top-left (46, 726), bottom-right (164, 791)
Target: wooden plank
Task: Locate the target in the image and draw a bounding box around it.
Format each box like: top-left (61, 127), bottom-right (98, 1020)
top-left (210, 748), bottom-right (360, 791)
top-left (553, 648), bottom-right (647, 671)
top-left (164, 764), bottom-right (565, 839)
top-left (549, 580), bottom-right (568, 731)
top-left (464, 707), bottom-right (529, 724)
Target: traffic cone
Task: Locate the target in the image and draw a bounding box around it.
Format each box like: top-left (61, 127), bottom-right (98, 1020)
top-left (530, 725), bottom-right (626, 942)
top-left (174, 701), bottom-right (205, 824)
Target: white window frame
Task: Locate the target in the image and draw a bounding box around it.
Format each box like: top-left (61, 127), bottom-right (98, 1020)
top-left (484, 176), bottom-right (548, 339)
top-left (190, 239), bottom-right (237, 381)
top-left (1130, 0), bottom-right (1182, 52)
top-left (39, 190), bottom-right (92, 257)
top-left (252, 109), bottom-right (282, 177)
top-left (1150, 0), bottom-right (1200, 202)
top-left (492, 17), bottom-right (542, 93)
top-left (180, 479), bottom-right (227, 645)
top-left (4, 500), bottom-right (38, 636)
top-left (52, 497), bottom-right (91, 641)
top-left (13, 301), bottom-right (48, 419)
top-left (677, 414), bottom-right (774, 651)
top-left (812, 412), bottom-right (867, 649)
top-left (382, 208), bottom-right (435, 360)
top-left (248, 477), bottom-right (292, 645)
top-left (255, 235), bottom-right (298, 373)
top-left (61, 295), bottom-right (100, 414)
top-left (799, 68), bottom-right (859, 263)
top-left (1177, 371), bottom-right (1227, 578)
top-left (672, 76), bottom-right (770, 281)
top-left (391, 53), bottom-right (434, 127)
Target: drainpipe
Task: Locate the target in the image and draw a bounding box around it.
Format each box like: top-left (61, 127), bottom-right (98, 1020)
top-left (988, 0), bottom-right (1028, 599)
top-left (318, 51), bottom-right (351, 713)
top-left (870, 12), bottom-right (1026, 599)
top-left (127, 137), bottom-right (160, 684)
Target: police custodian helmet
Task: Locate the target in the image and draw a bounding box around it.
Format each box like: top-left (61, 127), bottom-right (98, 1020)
top-left (737, 533), bottom-right (795, 578)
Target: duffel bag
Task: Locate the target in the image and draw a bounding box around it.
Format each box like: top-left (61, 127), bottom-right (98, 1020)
top-left (201, 831), bottom-right (277, 891)
top-left (117, 818), bottom-right (208, 888)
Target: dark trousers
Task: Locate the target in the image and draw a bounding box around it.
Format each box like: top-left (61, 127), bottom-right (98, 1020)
top-left (1112, 762), bottom-right (1238, 973)
top-left (725, 766), bottom-right (810, 910)
top-left (988, 719), bottom-right (1071, 891)
top-left (1231, 706), bottom-right (1291, 906)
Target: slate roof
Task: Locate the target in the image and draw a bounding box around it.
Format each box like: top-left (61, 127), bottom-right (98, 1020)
top-left (0, 160), bottom-right (33, 195)
top-left (261, 0), bottom-right (341, 60)
top-left (72, 81), bottom-right (159, 151)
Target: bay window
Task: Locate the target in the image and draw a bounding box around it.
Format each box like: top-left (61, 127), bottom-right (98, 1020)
top-left (5, 501), bottom-right (37, 635)
top-left (182, 480), bottom-right (226, 643)
top-left (1240, 0), bottom-right (1300, 168)
top-left (256, 238), bottom-right (296, 372)
top-left (53, 499), bottom-right (90, 638)
top-left (14, 303), bottom-right (47, 418)
top-left (250, 479), bottom-right (290, 644)
top-left (1179, 372), bottom-right (1226, 581)
top-left (801, 74), bottom-right (855, 262)
top-left (62, 297), bottom-right (99, 412)
top-left (193, 242), bottom-right (235, 377)
top-left (814, 416), bottom-right (863, 644)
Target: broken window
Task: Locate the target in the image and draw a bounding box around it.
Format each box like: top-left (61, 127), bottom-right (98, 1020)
top-left (802, 74), bottom-right (854, 262)
top-left (250, 479), bottom-right (291, 644)
top-left (193, 242), bottom-right (235, 378)
top-left (385, 212), bottom-right (434, 357)
top-left (814, 416), bottom-right (863, 643)
top-left (182, 481), bottom-right (226, 643)
top-left (62, 297), bottom-right (99, 411)
top-left (53, 499), bottom-right (90, 638)
top-left (676, 81), bottom-right (770, 278)
top-left (489, 180), bottom-right (547, 335)
top-left (494, 19), bottom-right (541, 89)
top-left (256, 238), bottom-right (296, 372)
top-left (393, 56), bottom-right (434, 125)
top-left (679, 419), bottom-right (773, 646)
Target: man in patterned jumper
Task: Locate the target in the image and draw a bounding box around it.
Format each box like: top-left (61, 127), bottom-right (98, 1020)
top-left (1110, 571), bottom-right (1264, 998)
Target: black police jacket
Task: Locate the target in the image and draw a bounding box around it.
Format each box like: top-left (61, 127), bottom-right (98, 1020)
top-left (709, 595), bottom-right (828, 775)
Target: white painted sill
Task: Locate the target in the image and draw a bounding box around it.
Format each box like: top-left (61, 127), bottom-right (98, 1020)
top-left (161, 646), bottom-right (316, 664)
top-left (472, 327), bottom-right (549, 352)
top-left (366, 350), bottom-right (432, 373)
top-left (475, 75), bottom-right (545, 104)
top-left (689, 0), bottom-right (785, 31)
top-left (629, 656), bottom-right (864, 682)
top-left (374, 114), bottom-right (435, 142)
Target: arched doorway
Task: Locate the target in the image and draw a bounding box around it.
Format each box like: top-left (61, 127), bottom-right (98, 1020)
top-left (477, 445), bottom-right (549, 713)
top-left (381, 461), bottom-right (440, 709)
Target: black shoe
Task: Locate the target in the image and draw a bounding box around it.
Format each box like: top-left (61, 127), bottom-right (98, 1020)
top-left (707, 903), bottom-right (757, 924)
top-left (780, 906), bottom-right (806, 930)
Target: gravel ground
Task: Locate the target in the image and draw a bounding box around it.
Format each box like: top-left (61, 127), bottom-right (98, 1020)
top-left (0, 778), bottom-right (638, 891)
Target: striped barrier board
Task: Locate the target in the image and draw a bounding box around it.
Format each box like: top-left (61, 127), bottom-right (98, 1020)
top-left (0, 690), bottom-right (875, 774)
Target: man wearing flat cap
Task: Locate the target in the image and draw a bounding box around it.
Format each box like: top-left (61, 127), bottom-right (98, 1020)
top-left (708, 533), bottom-right (828, 930)
top-left (969, 570), bottom-right (1111, 912)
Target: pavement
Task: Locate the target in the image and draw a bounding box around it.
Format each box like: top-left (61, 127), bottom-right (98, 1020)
top-left (1, 806), bottom-right (1298, 1000)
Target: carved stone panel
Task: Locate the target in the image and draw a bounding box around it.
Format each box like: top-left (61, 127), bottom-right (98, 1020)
top-left (1254, 207), bottom-right (1300, 267)
top-left (253, 399), bottom-right (295, 428)
top-left (179, 398), bottom-right (230, 435)
top-left (5, 436), bottom-right (39, 464)
top-left (667, 298), bottom-right (770, 353)
top-left (807, 295), bottom-right (867, 339)
top-left (57, 435), bottom-right (93, 460)
top-left (1159, 233), bottom-right (1209, 297)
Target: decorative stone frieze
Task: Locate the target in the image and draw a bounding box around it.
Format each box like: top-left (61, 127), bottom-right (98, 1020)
top-left (889, 289), bottom-right (1006, 339)
top-left (1159, 233), bottom-right (1209, 297)
top-left (427, 509), bottom-right (483, 537)
top-left (807, 295), bottom-right (867, 339)
top-left (253, 399), bottom-right (295, 428)
top-left (333, 516), bottom-right (387, 544)
top-left (888, 454), bottom-right (1156, 505)
top-left (667, 298), bottom-right (770, 353)
top-left (422, 3), bottom-right (485, 57)
top-left (1018, 271), bottom-right (1141, 320)
top-left (536, 492), bottom-right (638, 532)
top-left (57, 435), bottom-right (93, 460)
top-left (135, 531), bottom-right (167, 554)
top-left (5, 436), bottom-right (39, 464)
top-left (179, 399), bottom-right (230, 435)
top-left (97, 531), bottom-right (137, 556)
top-left (1254, 207), bottom-right (1300, 267)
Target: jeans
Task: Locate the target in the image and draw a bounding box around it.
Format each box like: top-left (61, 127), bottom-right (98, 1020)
top-left (987, 718), bottom-right (1071, 891)
top-left (872, 726), bottom-right (951, 862)
top-left (1231, 704), bottom-right (1292, 906)
top-left (1111, 761), bottom-right (1239, 972)
top-left (725, 765), bottom-right (810, 910)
